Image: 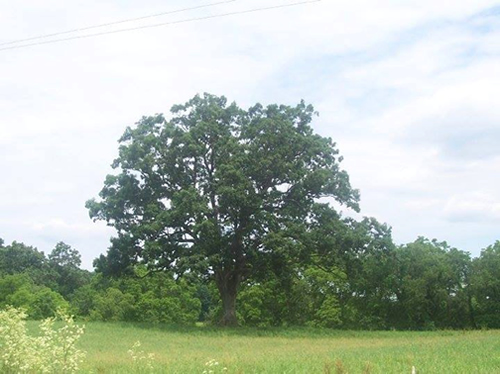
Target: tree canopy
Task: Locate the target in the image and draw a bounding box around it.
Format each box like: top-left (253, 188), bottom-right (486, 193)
top-left (86, 93), bottom-right (359, 325)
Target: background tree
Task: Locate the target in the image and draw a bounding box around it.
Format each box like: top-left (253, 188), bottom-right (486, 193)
top-left (0, 241), bottom-right (57, 288)
top-left (0, 241), bottom-right (46, 275)
top-left (470, 241), bottom-right (500, 328)
top-left (87, 93), bottom-right (359, 325)
top-left (390, 238), bottom-right (472, 329)
top-left (48, 242), bottom-right (90, 298)
top-left (335, 218), bottom-right (397, 329)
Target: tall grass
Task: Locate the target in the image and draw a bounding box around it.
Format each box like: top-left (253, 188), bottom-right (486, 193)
top-left (29, 322), bottom-right (499, 373)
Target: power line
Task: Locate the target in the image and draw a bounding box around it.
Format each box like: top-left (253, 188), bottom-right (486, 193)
top-left (0, 0), bottom-right (237, 47)
top-left (0, 0), bottom-right (321, 52)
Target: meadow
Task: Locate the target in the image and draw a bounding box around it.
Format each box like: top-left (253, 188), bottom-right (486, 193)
top-left (44, 322), bottom-right (500, 373)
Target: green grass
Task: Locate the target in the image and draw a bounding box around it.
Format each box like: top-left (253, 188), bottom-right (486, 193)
top-left (30, 322), bottom-right (500, 373)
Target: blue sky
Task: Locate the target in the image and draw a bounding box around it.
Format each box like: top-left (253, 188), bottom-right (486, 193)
top-left (0, 0), bottom-right (499, 268)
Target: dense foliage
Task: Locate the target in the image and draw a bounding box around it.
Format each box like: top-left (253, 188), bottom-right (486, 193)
top-left (1, 238), bottom-right (500, 329)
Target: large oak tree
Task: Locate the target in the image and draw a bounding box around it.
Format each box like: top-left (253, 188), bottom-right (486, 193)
top-left (87, 93), bottom-right (359, 325)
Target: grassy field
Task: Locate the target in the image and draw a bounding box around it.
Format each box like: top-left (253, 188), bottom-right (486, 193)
top-left (37, 322), bottom-right (500, 373)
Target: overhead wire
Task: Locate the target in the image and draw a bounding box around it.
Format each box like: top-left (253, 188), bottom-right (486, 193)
top-left (0, 0), bottom-right (321, 52)
top-left (0, 0), bottom-right (237, 47)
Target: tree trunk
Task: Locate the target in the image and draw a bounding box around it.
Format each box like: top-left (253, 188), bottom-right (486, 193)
top-left (215, 270), bottom-right (241, 326)
top-left (467, 292), bottom-right (477, 328)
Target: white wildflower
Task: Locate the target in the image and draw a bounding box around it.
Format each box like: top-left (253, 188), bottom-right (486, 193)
top-left (0, 307), bottom-right (85, 374)
top-left (128, 340), bottom-right (155, 371)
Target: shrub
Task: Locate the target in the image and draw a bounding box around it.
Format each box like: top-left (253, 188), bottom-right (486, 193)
top-left (89, 287), bottom-right (135, 321)
top-left (0, 274), bottom-right (68, 320)
top-left (29, 288), bottom-right (69, 319)
top-left (0, 307), bottom-right (85, 373)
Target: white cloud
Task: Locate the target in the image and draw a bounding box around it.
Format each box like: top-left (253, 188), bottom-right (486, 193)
top-left (444, 192), bottom-right (500, 223)
top-left (1, 0), bottom-right (499, 268)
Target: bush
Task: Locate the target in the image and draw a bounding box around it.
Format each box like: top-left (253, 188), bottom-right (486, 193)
top-left (29, 288), bottom-right (69, 319)
top-left (0, 274), bottom-right (68, 320)
top-left (89, 287), bottom-right (135, 321)
top-left (0, 307), bottom-right (85, 373)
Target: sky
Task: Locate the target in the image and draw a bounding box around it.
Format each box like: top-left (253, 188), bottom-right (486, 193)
top-left (0, 0), bottom-right (499, 269)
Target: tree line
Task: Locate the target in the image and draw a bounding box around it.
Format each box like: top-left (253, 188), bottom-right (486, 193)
top-left (1, 236), bottom-right (500, 329)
